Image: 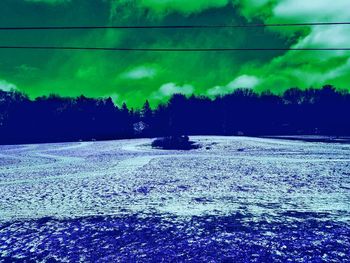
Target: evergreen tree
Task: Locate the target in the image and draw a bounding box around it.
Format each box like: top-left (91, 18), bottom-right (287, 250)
top-left (141, 100), bottom-right (152, 123)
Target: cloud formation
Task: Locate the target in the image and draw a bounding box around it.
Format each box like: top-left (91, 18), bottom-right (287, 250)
top-left (0, 0), bottom-right (349, 107)
top-left (236, 0), bottom-right (350, 93)
top-left (120, 66), bottom-right (157, 80)
top-left (151, 83), bottom-right (194, 100)
top-left (207, 75), bottom-right (260, 96)
top-left (0, 80), bottom-right (17, 92)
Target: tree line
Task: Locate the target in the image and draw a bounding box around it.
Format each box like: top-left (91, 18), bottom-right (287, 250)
top-left (1, 85), bottom-right (350, 144)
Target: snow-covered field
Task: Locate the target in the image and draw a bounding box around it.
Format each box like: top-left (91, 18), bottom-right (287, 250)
top-left (0, 136), bottom-right (349, 262)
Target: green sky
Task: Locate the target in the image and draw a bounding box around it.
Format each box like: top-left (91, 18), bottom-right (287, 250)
top-left (1, 0), bottom-right (350, 107)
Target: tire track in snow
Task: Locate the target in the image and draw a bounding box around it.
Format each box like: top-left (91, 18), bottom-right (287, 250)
top-left (0, 143), bottom-right (156, 185)
top-left (0, 142), bottom-right (92, 174)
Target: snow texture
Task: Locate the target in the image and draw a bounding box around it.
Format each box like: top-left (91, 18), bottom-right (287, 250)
top-left (0, 136), bottom-right (349, 261)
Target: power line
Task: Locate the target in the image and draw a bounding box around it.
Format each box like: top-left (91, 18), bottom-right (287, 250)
top-left (0, 46), bottom-right (350, 51)
top-left (1, 22), bottom-right (350, 30)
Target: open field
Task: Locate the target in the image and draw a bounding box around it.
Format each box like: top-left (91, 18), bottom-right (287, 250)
top-left (0, 136), bottom-right (349, 262)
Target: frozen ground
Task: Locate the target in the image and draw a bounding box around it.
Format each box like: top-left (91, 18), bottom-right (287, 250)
top-left (0, 136), bottom-right (349, 262)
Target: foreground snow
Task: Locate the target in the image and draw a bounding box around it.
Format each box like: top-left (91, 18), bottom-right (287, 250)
top-left (0, 136), bottom-right (349, 261)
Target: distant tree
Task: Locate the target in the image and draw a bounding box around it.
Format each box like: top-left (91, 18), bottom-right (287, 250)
top-left (121, 102), bottom-right (128, 114)
top-left (141, 100), bottom-right (152, 121)
top-left (1, 86), bottom-right (350, 145)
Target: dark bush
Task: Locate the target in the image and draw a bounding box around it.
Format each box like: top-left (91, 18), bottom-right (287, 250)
top-left (151, 135), bottom-right (200, 150)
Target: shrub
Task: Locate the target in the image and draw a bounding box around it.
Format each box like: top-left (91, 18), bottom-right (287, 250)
top-left (151, 135), bottom-right (200, 150)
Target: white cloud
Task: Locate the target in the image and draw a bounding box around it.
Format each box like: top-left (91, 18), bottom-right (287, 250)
top-left (159, 83), bottom-right (194, 96)
top-left (207, 75), bottom-right (260, 96)
top-left (272, 0), bottom-right (350, 52)
top-left (236, 0), bottom-right (350, 91)
top-left (151, 82), bottom-right (194, 100)
top-left (296, 27), bottom-right (350, 48)
top-left (227, 75), bottom-right (260, 89)
top-left (272, 0), bottom-right (350, 88)
top-left (273, 0), bottom-right (350, 21)
top-left (0, 80), bottom-right (17, 92)
top-left (120, 66), bottom-right (157, 80)
top-left (207, 86), bottom-right (229, 97)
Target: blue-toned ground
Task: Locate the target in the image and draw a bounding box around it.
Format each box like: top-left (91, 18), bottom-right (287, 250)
top-left (0, 137), bottom-right (349, 262)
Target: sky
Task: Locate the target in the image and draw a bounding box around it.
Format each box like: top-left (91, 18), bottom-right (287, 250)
top-left (0, 0), bottom-right (350, 107)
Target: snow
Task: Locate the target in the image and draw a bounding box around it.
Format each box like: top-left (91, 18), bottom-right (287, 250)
top-left (0, 136), bottom-right (349, 261)
top-left (1, 136), bottom-right (349, 222)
